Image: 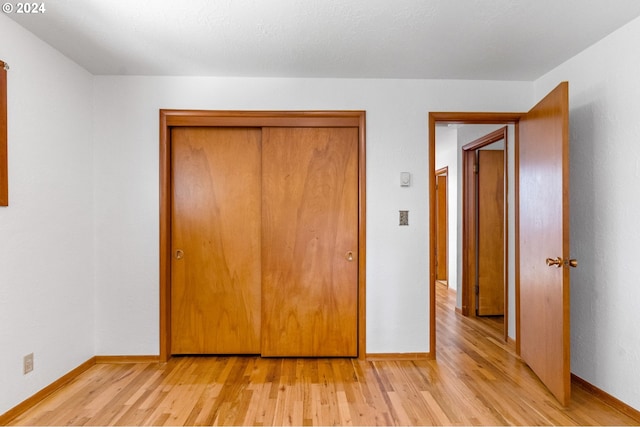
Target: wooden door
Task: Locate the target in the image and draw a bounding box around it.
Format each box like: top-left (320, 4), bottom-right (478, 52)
top-left (171, 127), bottom-right (262, 354)
top-left (261, 127), bottom-right (359, 357)
top-left (519, 82), bottom-right (571, 405)
top-left (435, 174), bottom-right (448, 281)
top-left (477, 150), bottom-right (505, 315)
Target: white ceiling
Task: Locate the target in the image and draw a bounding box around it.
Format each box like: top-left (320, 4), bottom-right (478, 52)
top-left (8, 0), bottom-right (640, 80)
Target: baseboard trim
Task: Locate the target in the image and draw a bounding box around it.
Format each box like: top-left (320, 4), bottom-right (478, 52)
top-left (366, 352), bottom-right (432, 361)
top-left (572, 374), bottom-right (640, 422)
top-left (95, 355), bottom-right (160, 364)
top-left (0, 356), bottom-right (97, 425)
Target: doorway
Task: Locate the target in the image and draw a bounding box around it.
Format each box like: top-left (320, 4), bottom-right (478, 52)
top-left (429, 114), bottom-right (521, 358)
top-left (461, 127), bottom-right (508, 338)
top-left (429, 82), bottom-right (572, 406)
top-left (434, 124), bottom-right (511, 342)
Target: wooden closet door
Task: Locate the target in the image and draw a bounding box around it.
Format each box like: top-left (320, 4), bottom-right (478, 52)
top-left (171, 127), bottom-right (262, 354)
top-left (261, 127), bottom-right (359, 357)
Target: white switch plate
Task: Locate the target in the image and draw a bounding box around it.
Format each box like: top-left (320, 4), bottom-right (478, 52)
top-left (24, 353), bottom-right (34, 374)
top-left (400, 172), bottom-right (411, 187)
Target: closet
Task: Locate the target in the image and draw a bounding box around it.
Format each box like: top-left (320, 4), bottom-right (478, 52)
top-left (160, 111), bottom-right (365, 359)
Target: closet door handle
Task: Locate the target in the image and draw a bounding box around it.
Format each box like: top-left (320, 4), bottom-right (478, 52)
top-left (345, 251), bottom-right (354, 262)
top-left (175, 249), bottom-right (184, 260)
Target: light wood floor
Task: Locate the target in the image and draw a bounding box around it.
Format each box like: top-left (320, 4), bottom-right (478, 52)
top-left (7, 284), bottom-right (640, 426)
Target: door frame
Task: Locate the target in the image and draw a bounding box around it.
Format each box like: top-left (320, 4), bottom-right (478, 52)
top-left (461, 127), bottom-right (508, 334)
top-left (429, 112), bottom-right (522, 357)
top-left (159, 110), bottom-right (367, 362)
top-left (435, 167), bottom-right (448, 283)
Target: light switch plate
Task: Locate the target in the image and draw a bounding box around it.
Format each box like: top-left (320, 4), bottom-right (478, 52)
top-left (400, 172), bottom-right (411, 187)
top-left (24, 353), bottom-right (33, 374)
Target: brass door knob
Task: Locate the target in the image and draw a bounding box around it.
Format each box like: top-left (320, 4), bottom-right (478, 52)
top-left (546, 257), bottom-right (563, 268)
top-left (546, 257), bottom-right (578, 268)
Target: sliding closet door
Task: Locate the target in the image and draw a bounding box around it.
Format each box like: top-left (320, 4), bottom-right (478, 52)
top-left (261, 127), bottom-right (359, 357)
top-left (171, 127), bottom-right (262, 354)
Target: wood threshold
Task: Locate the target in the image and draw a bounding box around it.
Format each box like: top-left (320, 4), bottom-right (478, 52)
top-left (366, 352), bottom-right (432, 361)
top-left (0, 357), bottom-right (96, 425)
top-left (572, 374), bottom-right (640, 423)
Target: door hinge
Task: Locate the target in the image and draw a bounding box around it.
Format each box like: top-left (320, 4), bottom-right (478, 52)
top-left (475, 284), bottom-right (479, 295)
top-left (473, 163), bottom-right (479, 174)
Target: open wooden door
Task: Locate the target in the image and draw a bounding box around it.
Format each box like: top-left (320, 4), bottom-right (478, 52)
top-left (519, 82), bottom-right (572, 405)
top-left (477, 150), bottom-right (505, 316)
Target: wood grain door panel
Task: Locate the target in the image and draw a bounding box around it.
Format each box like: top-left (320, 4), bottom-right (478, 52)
top-left (519, 82), bottom-right (570, 405)
top-left (261, 127), bottom-right (359, 357)
top-left (171, 127), bottom-right (262, 354)
top-left (436, 174), bottom-right (448, 281)
top-left (477, 150), bottom-right (505, 316)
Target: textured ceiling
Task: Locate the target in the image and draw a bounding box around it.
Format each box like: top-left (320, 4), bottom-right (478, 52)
top-left (8, 0), bottom-right (640, 80)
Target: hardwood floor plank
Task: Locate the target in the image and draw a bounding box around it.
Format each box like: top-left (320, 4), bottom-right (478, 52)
top-left (421, 390), bottom-right (454, 425)
top-left (6, 284), bottom-right (640, 426)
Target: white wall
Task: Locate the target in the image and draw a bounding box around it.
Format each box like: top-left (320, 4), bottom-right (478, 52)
top-left (535, 15), bottom-right (640, 410)
top-left (92, 77), bottom-right (532, 356)
top-left (435, 125), bottom-right (458, 290)
top-left (0, 15), bottom-right (94, 414)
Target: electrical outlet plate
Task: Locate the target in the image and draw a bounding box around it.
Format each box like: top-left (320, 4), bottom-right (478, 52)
top-left (399, 210), bottom-right (409, 226)
top-left (24, 353), bottom-right (34, 374)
